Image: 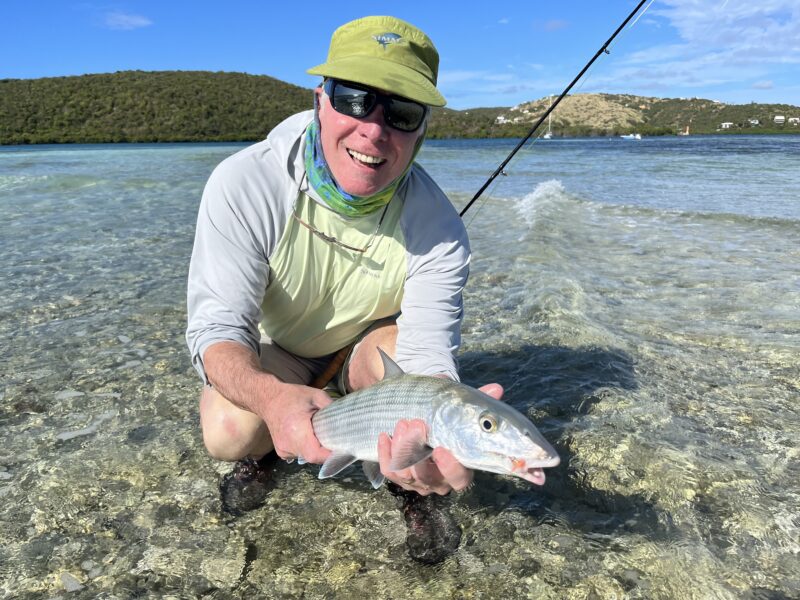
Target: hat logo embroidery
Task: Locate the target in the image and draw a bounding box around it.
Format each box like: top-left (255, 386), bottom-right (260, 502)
top-left (372, 32), bottom-right (402, 48)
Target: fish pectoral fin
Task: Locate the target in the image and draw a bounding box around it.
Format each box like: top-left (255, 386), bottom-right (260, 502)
top-left (389, 433), bottom-right (434, 471)
top-left (378, 347), bottom-right (405, 379)
top-left (318, 452), bottom-right (358, 479)
top-left (362, 461), bottom-right (385, 489)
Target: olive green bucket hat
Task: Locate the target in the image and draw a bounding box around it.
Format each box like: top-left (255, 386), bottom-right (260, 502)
top-left (308, 15), bottom-right (446, 107)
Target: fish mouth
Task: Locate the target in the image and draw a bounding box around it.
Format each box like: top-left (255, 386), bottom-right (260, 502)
top-left (473, 453), bottom-right (560, 486)
top-left (519, 467), bottom-right (547, 486)
top-left (510, 455), bottom-right (560, 486)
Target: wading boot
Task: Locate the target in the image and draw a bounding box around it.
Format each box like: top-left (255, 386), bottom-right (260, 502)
top-left (219, 452), bottom-right (279, 516)
top-left (387, 482), bottom-right (462, 564)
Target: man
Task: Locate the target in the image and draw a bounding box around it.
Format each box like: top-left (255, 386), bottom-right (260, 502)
top-left (186, 15), bottom-right (503, 502)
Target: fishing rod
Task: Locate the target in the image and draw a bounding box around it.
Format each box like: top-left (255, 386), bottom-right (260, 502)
top-left (459, 0), bottom-right (651, 218)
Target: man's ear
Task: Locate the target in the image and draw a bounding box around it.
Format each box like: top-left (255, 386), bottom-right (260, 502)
top-left (313, 84), bottom-right (323, 116)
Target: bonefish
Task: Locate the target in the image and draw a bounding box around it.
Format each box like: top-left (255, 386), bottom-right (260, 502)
top-left (311, 349), bottom-right (560, 488)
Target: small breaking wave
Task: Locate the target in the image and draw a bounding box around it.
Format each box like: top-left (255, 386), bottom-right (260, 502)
top-left (0, 173), bottom-right (105, 194)
top-left (512, 179), bottom-right (799, 234)
top-left (0, 174), bottom-right (50, 192)
top-left (513, 179), bottom-right (571, 228)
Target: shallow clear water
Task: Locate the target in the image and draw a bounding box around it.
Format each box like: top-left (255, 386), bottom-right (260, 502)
top-left (1, 136), bottom-right (798, 598)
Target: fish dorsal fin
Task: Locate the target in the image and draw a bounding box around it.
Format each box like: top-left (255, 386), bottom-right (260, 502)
top-left (318, 452), bottom-right (358, 479)
top-left (361, 461), bottom-right (385, 489)
top-left (378, 347), bottom-right (405, 380)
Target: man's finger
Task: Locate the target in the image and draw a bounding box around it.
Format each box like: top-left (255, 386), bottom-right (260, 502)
top-left (432, 447), bottom-right (473, 491)
top-left (379, 427), bottom-right (421, 490)
top-left (378, 432), bottom-right (392, 464)
top-left (304, 444), bottom-right (331, 465)
top-left (478, 382), bottom-right (503, 400)
top-left (378, 431), bottom-right (395, 480)
top-left (408, 460), bottom-right (447, 496)
top-left (310, 390), bottom-right (333, 410)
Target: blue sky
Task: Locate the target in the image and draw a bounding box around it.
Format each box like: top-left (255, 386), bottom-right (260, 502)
top-left (2, 1), bottom-right (798, 109)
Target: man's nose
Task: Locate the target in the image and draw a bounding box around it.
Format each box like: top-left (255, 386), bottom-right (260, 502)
top-left (357, 104), bottom-right (390, 141)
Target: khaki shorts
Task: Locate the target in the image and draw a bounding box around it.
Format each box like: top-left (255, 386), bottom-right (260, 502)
top-left (258, 316), bottom-right (396, 396)
top-left (257, 340), bottom-right (335, 387)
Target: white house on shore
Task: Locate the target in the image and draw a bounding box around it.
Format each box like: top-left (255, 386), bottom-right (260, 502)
top-left (774, 115), bottom-right (786, 125)
top-left (720, 122), bottom-right (734, 129)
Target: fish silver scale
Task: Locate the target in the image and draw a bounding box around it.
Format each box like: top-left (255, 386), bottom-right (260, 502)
top-left (312, 375), bottom-right (456, 462)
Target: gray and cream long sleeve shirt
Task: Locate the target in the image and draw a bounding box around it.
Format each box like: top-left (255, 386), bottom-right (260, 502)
top-left (186, 111), bottom-right (470, 383)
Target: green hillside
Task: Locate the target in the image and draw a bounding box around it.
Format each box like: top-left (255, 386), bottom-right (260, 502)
top-left (0, 71), bottom-right (313, 144)
top-left (1, 71), bottom-right (798, 144)
top-left (641, 96), bottom-right (800, 134)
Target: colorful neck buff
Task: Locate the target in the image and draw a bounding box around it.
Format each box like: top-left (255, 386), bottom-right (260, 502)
top-left (303, 97), bottom-right (425, 218)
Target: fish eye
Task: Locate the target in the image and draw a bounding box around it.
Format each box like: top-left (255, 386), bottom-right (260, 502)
top-left (479, 413), bottom-right (497, 433)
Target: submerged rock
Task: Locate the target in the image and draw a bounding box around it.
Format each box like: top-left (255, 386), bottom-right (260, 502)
top-left (60, 572), bottom-right (84, 592)
top-left (219, 453), bottom-right (279, 516)
top-left (387, 483), bottom-right (462, 565)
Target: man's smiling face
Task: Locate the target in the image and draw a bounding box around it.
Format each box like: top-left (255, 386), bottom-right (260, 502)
top-left (316, 86), bottom-right (421, 197)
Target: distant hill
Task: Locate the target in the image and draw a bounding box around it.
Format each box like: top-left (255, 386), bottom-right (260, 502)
top-left (496, 93), bottom-right (800, 137)
top-left (0, 71), bottom-right (313, 144)
top-left (1, 71), bottom-right (798, 144)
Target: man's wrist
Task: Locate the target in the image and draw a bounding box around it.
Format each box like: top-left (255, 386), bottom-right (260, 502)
top-left (204, 341), bottom-right (283, 415)
top-left (251, 371), bottom-right (289, 418)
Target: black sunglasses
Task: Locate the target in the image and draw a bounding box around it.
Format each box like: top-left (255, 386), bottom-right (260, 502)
top-left (323, 79), bottom-right (427, 133)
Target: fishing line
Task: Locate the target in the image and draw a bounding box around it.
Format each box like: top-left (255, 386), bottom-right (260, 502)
top-left (538, 0), bottom-right (655, 122)
top-left (473, 0), bottom-right (656, 220)
top-left (461, 172), bottom-right (505, 229)
top-left (459, 0), bottom-right (651, 219)
top-left (628, 0), bottom-right (657, 30)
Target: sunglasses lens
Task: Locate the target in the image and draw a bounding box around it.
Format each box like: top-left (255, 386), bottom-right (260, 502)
top-left (330, 82), bottom-right (376, 118)
top-left (327, 80), bottom-right (426, 132)
top-left (384, 99), bottom-right (426, 132)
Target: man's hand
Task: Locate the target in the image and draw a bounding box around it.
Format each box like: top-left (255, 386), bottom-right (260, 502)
top-left (377, 383), bottom-right (504, 495)
top-left (259, 383), bottom-right (332, 465)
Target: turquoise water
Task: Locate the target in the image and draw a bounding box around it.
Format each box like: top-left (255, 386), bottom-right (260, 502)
top-left (1, 136), bottom-right (798, 598)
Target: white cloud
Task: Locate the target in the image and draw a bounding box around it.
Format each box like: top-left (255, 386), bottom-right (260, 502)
top-left (650, 0), bottom-right (799, 65)
top-left (438, 66), bottom-right (563, 104)
top-left (602, 0), bottom-right (799, 98)
top-left (104, 11), bottom-right (153, 30)
top-left (437, 70), bottom-right (492, 85)
top-left (485, 73), bottom-right (515, 82)
top-left (498, 18), bottom-right (509, 25)
top-left (543, 19), bottom-right (569, 32)
top-left (444, 0), bottom-right (798, 107)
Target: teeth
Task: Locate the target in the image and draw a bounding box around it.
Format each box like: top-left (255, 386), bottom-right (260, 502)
top-left (348, 149), bottom-right (385, 165)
